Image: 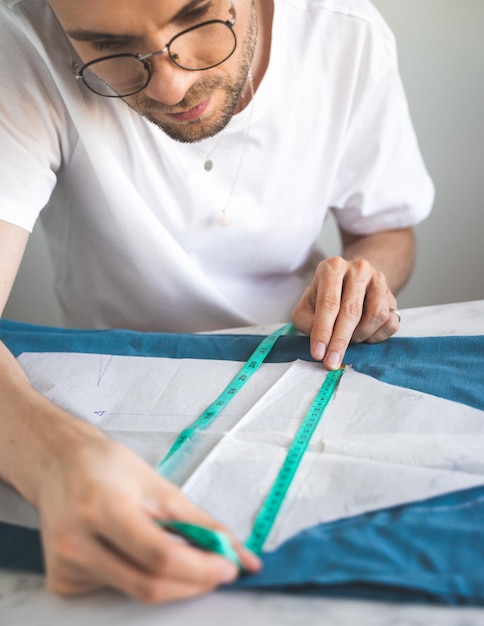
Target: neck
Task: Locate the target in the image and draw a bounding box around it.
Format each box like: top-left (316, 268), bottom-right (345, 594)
top-left (252, 0), bottom-right (273, 87)
top-left (235, 0), bottom-right (273, 113)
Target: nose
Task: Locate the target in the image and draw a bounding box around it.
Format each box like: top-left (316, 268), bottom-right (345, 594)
top-left (142, 53), bottom-right (201, 106)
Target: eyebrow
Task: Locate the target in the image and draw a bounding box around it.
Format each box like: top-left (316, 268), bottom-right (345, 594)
top-left (65, 0), bottom-right (209, 42)
top-left (66, 30), bottom-right (129, 42)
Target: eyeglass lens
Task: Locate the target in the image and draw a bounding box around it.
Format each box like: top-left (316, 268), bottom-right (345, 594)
top-left (81, 21), bottom-right (236, 97)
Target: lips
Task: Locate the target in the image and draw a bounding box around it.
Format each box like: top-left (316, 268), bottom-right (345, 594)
top-left (168, 99), bottom-right (210, 122)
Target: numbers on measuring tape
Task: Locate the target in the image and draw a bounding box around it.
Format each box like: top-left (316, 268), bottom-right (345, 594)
top-left (155, 323), bottom-right (345, 558)
top-left (156, 322), bottom-right (296, 474)
top-left (244, 367), bottom-right (345, 555)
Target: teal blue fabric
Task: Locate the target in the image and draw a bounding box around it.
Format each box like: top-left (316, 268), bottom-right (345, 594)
top-left (1, 319), bottom-right (483, 604)
top-left (234, 485), bottom-right (484, 605)
top-left (2, 484), bottom-right (484, 605)
top-left (1, 319), bottom-right (483, 409)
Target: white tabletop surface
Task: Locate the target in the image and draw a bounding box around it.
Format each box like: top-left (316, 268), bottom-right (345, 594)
top-left (1, 299), bottom-right (483, 626)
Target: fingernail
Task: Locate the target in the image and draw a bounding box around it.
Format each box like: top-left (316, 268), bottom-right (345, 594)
top-left (313, 342), bottom-right (326, 361)
top-left (221, 563), bottom-right (238, 583)
top-left (242, 547), bottom-right (263, 569)
top-left (326, 351), bottom-right (341, 369)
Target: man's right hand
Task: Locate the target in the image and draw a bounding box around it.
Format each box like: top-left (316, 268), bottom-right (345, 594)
top-left (0, 337), bottom-right (260, 604)
top-left (36, 430), bottom-right (261, 603)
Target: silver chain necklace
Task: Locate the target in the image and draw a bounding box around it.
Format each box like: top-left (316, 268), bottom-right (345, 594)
top-left (169, 69), bottom-right (256, 228)
top-left (216, 68), bottom-right (255, 227)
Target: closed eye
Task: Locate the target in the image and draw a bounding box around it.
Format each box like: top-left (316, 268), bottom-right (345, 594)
top-left (89, 38), bottom-right (132, 52)
top-left (66, 0), bottom-right (219, 55)
top-left (180, 2), bottom-right (213, 24)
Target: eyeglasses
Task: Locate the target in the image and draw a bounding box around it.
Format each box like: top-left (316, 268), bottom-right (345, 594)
top-left (72, 2), bottom-right (237, 98)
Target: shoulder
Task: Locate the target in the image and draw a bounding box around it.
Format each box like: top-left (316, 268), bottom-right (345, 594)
top-left (0, 0), bottom-right (33, 20)
top-left (273, 0), bottom-right (398, 80)
top-left (0, 0), bottom-right (53, 35)
top-left (0, 0), bottom-right (21, 8)
top-left (276, 0), bottom-right (395, 47)
top-left (0, 0), bottom-right (71, 76)
top-left (0, 0), bottom-right (56, 54)
top-left (278, 0), bottom-right (388, 24)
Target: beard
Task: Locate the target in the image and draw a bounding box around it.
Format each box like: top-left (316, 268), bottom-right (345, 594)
top-left (125, 1), bottom-right (258, 143)
top-left (131, 73), bottom-right (244, 143)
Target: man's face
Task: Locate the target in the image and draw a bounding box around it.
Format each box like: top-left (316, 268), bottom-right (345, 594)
top-left (49, 0), bottom-right (257, 142)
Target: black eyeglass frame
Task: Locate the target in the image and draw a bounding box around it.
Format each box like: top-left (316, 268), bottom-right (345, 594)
top-left (72, 3), bottom-right (237, 98)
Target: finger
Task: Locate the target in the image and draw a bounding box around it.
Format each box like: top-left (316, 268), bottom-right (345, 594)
top-left (303, 260), bottom-right (348, 360)
top-left (364, 307), bottom-right (401, 344)
top-left (291, 284), bottom-right (317, 336)
top-left (320, 266), bottom-right (371, 369)
top-left (47, 531), bottom-right (236, 603)
top-left (45, 560), bottom-right (103, 598)
top-left (144, 485), bottom-right (262, 573)
top-left (93, 493), bottom-right (240, 585)
top-left (99, 535), bottom-right (239, 596)
top-left (227, 537), bottom-right (262, 572)
top-left (350, 278), bottom-right (396, 344)
top-left (292, 259), bottom-right (352, 349)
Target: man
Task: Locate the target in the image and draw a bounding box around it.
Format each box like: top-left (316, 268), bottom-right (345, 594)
top-left (0, 0), bottom-right (434, 604)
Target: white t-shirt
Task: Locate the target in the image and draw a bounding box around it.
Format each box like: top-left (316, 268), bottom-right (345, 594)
top-left (0, 0), bottom-right (434, 332)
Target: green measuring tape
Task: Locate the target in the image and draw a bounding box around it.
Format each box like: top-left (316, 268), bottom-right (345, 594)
top-left (244, 366), bottom-right (345, 554)
top-left (157, 321), bottom-right (296, 474)
top-left (156, 520), bottom-right (241, 568)
top-left (155, 323), bottom-right (345, 563)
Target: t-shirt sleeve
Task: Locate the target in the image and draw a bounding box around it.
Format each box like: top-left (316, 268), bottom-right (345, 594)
top-left (329, 16), bottom-right (435, 235)
top-left (0, 12), bottom-right (70, 232)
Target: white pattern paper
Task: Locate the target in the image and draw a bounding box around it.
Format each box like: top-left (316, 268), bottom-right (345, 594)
top-left (1, 352), bottom-right (483, 551)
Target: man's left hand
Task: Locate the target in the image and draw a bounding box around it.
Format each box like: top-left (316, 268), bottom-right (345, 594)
top-left (291, 256), bottom-right (400, 369)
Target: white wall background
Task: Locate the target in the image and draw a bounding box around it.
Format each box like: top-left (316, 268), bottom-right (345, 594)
top-left (320, 0), bottom-right (484, 309)
top-left (4, 0), bottom-right (484, 326)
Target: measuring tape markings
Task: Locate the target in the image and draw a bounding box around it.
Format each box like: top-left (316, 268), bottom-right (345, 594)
top-left (156, 520), bottom-right (242, 567)
top-left (244, 366), bottom-right (346, 554)
top-left (157, 322), bottom-right (295, 474)
top-left (155, 322), bottom-right (345, 563)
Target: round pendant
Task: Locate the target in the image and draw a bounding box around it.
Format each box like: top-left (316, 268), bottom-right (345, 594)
top-left (204, 159), bottom-right (213, 172)
top-left (217, 211), bottom-right (232, 227)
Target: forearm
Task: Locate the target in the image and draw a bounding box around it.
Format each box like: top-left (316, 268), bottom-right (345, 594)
top-left (0, 340), bottom-right (103, 506)
top-left (340, 227), bottom-right (415, 294)
top-left (0, 340), bottom-right (259, 601)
